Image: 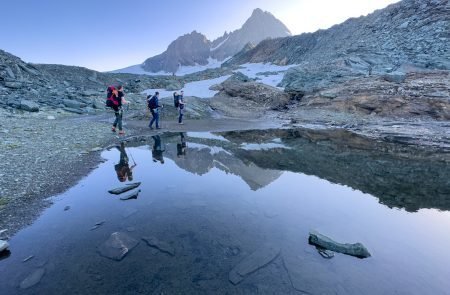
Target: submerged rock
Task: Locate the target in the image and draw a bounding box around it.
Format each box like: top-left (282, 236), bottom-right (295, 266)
top-left (108, 182), bottom-right (141, 195)
top-left (120, 189), bottom-right (141, 201)
top-left (0, 240), bottom-right (9, 252)
top-left (20, 268), bottom-right (45, 289)
top-left (98, 232), bottom-right (139, 261)
top-left (308, 230), bottom-right (371, 258)
top-left (142, 236), bottom-right (175, 256)
top-left (229, 243), bottom-right (280, 285)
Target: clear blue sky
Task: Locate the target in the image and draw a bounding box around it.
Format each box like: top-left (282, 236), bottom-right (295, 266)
top-left (0, 0), bottom-right (398, 71)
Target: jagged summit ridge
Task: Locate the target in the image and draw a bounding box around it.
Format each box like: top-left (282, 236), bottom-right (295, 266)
top-left (139, 8), bottom-right (291, 74)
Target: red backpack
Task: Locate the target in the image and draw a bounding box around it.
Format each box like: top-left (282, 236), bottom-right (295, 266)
top-left (106, 86), bottom-right (119, 108)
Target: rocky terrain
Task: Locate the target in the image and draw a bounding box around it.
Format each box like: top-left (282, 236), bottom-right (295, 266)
top-left (223, 0), bottom-right (450, 119)
top-left (137, 8), bottom-right (290, 73)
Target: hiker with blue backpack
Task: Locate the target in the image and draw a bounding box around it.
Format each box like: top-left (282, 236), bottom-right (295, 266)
top-left (147, 92), bottom-right (163, 129)
top-left (106, 85), bottom-right (129, 135)
top-left (173, 90), bottom-right (185, 124)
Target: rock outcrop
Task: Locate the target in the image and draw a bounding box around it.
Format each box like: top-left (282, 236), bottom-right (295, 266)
top-left (214, 73), bottom-right (290, 110)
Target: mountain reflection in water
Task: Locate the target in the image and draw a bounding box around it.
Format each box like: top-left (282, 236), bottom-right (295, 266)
top-left (0, 128), bottom-right (449, 295)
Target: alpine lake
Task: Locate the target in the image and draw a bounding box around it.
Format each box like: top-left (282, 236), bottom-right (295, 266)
top-left (1, 128), bottom-right (449, 294)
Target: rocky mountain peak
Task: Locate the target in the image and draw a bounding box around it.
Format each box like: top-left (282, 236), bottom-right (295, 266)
top-left (134, 8), bottom-right (291, 74)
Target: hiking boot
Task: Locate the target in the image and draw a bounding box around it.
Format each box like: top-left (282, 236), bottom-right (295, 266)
top-left (149, 126), bottom-right (154, 130)
top-left (112, 127), bottom-right (116, 132)
top-left (118, 130), bottom-right (125, 135)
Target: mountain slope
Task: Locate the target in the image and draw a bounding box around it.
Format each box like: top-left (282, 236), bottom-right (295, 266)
top-left (224, 0), bottom-right (449, 93)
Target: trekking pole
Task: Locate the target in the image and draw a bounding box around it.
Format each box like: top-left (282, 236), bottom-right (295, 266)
top-left (126, 147), bottom-right (136, 165)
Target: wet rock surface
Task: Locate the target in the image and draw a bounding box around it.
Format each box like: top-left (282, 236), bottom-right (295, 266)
top-left (229, 244), bottom-right (280, 284)
top-left (19, 268), bottom-right (45, 289)
top-left (142, 236), bottom-right (175, 256)
top-left (98, 232), bottom-right (139, 261)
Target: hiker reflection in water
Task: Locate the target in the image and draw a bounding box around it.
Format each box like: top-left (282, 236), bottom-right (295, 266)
top-left (115, 142), bottom-right (136, 182)
top-left (152, 135), bottom-right (165, 164)
top-left (177, 132), bottom-right (187, 157)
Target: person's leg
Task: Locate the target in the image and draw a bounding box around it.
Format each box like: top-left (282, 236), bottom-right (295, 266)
top-left (118, 110), bottom-right (123, 131)
top-left (178, 108), bottom-right (182, 123)
top-left (149, 110), bottom-right (155, 128)
top-left (113, 111), bottom-right (119, 128)
top-left (155, 111), bottom-right (160, 128)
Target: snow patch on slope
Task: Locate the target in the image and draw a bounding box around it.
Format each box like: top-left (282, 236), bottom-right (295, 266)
top-left (112, 57), bottom-right (230, 77)
top-left (143, 75), bottom-right (231, 99)
top-left (234, 63), bottom-right (298, 88)
top-left (210, 36), bottom-right (230, 51)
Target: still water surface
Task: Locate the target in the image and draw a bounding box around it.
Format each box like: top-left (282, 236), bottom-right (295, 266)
top-left (1, 130), bottom-right (449, 294)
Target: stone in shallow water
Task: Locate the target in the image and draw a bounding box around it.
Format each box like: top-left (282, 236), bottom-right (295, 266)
top-left (108, 182), bottom-right (141, 195)
top-left (228, 243), bottom-right (280, 285)
top-left (308, 230), bottom-right (371, 258)
top-left (142, 236), bottom-right (175, 256)
top-left (98, 232), bottom-right (139, 261)
top-left (0, 240), bottom-right (9, 252)
top-left (20, 268), bottom-right (45, 289)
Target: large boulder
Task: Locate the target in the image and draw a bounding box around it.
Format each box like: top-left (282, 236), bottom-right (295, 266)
top-left (20, 100), bottom-right (39, 112)
top-left (219, 76), bottom-right (290, 108)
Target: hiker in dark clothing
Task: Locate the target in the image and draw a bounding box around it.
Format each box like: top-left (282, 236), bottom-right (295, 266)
top-left (151, 135), bottom-right (165, 164)
top-left (112, 85), bottom-right (129, 135)
top-left (177, 132), bottom-right (187, 157)
top-left (115, 142), bottom-right (136, 182)
top-left (178, 90), bottom-right (185, 124)
top-left (148, 92), bottom-right (163, 129)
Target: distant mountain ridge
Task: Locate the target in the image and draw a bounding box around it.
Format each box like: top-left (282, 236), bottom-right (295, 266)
top-left (121, 8), bottom-right (291, 74)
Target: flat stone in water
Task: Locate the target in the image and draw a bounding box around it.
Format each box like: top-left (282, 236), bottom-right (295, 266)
top-left (142, 236), bottom-right (175, 256)
top-left (229, 243), bottom-right (280, 285)
top-left (98, 232), bottom-right (139, 261)
top-left (309, 230), bottom-right (371, 258)
top-left (108, 182), bottom-right (141, 195)
top-left (20, 268), bottom-right (45, 289)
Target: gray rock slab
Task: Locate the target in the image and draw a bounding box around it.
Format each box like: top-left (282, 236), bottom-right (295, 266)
top-left (20, 100), bottom-right (40, 112)
top-left (20, 268), bottom-right (45, 289)
top-left (142, 236), bottom-right (175, 256)
top-left (228, 243), bottom-right (280, 285)
top-left (63, 99), bottom-right (87, 109)
top-left (382, 72), bottom-right (406, 83)
top-left (98, 232), bottom-right (139, 261)
top-left (309, 230), bottom-right (371, 258)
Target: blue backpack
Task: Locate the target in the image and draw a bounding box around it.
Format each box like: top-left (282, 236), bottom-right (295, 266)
top-left (148, 95), bottom-right (157, 109)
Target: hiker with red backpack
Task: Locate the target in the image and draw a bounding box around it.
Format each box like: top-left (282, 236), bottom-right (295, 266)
top-left (106, 85), bottom-right (129, 135)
